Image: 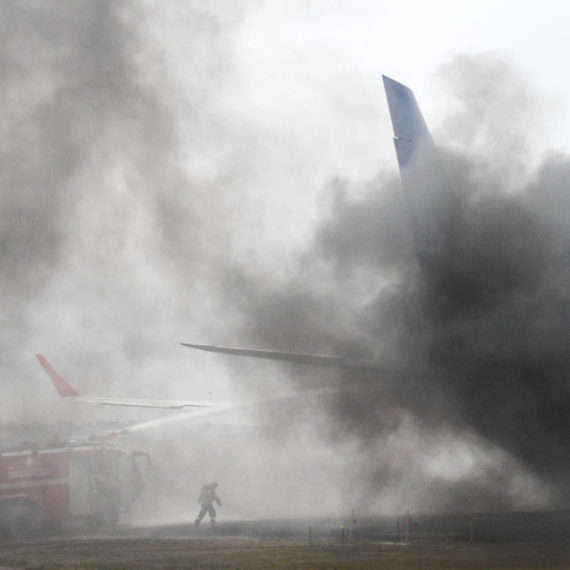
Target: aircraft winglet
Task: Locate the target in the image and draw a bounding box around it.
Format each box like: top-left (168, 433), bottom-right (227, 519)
top-left (36, 354), bottom-right (80, 398)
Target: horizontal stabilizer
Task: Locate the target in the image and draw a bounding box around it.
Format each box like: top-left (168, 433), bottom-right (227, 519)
top-left (182, 343), bottom-right (345, 366)
top-left (181, 343), bottom-right (404, 377)
top-left (60, 395), bottom-right (218, 409)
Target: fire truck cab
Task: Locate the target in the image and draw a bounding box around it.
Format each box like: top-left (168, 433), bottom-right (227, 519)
top-left (0, 439), bottom-right (150, 537)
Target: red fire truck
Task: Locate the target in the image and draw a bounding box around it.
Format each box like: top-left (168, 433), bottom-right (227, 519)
top-left (0, 436), bottom-right (150, 537)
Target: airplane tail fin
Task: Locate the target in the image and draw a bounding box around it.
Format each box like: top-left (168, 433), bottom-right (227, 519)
top-left (36, 354), bottom-right (80, 398)
top-left (382, 76), bottom-right (464, 279)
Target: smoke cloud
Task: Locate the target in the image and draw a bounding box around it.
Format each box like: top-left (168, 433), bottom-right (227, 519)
top-left (1, 4), bottom-right (568, 520)
top-left (0, 1), bottom-right (249, 418)
top-left (208, 54), bottom-right (570, 513)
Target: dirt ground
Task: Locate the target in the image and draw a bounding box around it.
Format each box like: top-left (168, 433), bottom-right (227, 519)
top-left (2, 522), bottom-right (570, 570)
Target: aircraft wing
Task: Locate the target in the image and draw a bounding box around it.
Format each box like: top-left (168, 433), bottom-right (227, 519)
top-left (181, 343), bottom-right (405, 378)
top-left (36, 354), bottom-right (218, 410)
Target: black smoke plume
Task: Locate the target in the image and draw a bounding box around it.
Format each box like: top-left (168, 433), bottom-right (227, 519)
top-left (218, 54), bottom-right (570, 508)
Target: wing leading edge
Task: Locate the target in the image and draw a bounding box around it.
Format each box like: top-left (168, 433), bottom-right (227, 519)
top-left (180, 344), bottom-right (405, 379)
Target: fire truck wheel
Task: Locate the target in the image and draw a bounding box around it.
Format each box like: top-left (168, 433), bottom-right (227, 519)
top-left (94, 491), bottom-right (121, 529)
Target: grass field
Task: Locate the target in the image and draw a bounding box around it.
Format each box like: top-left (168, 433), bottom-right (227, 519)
top-left (1, 536), bottom-right (570, 569)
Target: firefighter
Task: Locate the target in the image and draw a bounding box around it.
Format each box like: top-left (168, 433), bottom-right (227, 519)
top-left (194, 482), bottom-right (222, 527)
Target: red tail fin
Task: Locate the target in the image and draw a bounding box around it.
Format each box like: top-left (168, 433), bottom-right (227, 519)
top-left (36, 354), bottom-right (80, 397)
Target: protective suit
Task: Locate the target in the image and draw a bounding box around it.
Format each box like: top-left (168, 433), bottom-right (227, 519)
top-left (194, 482), bottom-right (222, 527)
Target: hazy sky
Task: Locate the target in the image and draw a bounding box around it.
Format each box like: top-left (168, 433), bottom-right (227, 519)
top-left (139, 0), bottom-right (570, 279)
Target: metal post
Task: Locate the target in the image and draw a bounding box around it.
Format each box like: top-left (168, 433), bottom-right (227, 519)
top-left (397, 520), bottom-right (400, 550)
top-left (353, 511), bottom-right (357, 542)
top-left (309, 522), bottom-right (312, 549)
top-left (341, 525), bottom-right (345, 554)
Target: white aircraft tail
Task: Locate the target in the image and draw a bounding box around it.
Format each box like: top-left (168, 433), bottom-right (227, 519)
top-left (382, 75), bottom-right (464, 280)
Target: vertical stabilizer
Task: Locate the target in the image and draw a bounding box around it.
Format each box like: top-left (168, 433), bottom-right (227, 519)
top-left (383, 76), bottom-right (463, 278)
top-left (36, 354), bottom-right (80, 397)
